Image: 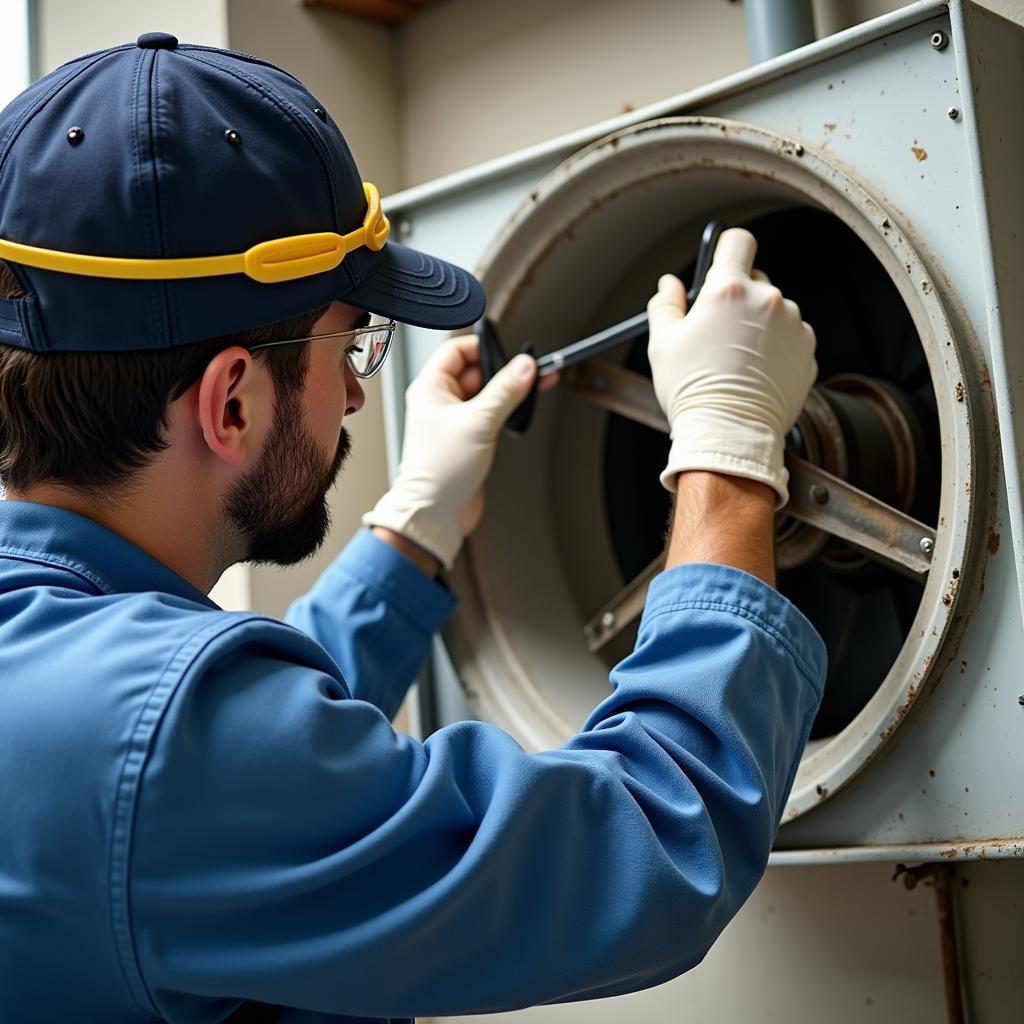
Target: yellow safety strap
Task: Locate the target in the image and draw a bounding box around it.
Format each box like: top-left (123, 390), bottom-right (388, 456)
top-left (0, 182), bottom-right (390, 285)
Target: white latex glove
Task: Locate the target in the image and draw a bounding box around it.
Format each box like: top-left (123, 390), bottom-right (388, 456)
top-left (648, 227), bottom-right (817, 506)
top-left (363, 336), bottom-right (537, 570)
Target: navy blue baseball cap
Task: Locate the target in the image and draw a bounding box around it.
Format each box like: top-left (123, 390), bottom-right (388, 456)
top-left (0, 32), bottom-right (485, 352)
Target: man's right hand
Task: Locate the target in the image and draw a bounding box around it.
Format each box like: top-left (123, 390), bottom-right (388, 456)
top-left (647, 227), bottom-right (817, 507)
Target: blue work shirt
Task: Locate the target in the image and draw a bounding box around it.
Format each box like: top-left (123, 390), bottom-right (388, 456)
top-left (0, 500), bottom-right (825, 1023)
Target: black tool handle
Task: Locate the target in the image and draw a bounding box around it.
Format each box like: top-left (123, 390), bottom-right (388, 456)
top-left (474, 317), bottom-right (538, 435)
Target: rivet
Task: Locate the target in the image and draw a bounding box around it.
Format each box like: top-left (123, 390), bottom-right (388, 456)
top-left (920, 537), bottom-right (935, 556)
top-left (600, 611), bottom-right (617, 630)
top-left (224, 129), bottom-right (242, 145)
top-left (809, 484), bottom-right (829, 505)
top-left (66, 126), bottom-right (84, 146)
top-left (313, 106), bottom-right (327, 121)
top-left (947, 107), bottom-right (960, 121)
top-left (930, 31), bottom-right (948, 51)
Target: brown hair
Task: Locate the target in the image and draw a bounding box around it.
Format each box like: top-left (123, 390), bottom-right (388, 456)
top-left (0, 261), bottom-right (328, 492)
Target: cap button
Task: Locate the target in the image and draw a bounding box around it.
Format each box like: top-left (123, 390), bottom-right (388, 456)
top-left (137, 32), bottom-right (178, 50)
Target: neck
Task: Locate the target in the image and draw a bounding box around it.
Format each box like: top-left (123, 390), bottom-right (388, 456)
top-left (9, 473), bottom-right (234, 594)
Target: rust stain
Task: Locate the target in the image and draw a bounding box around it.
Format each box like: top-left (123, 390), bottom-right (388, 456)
top-left (988, 529), bottom-right (1001, 554)
top-left (824, 122), bottom-right (837, 133)
top-left (954, 382), bottom-right (965, 402)
top-left (912, 146), bottom-right (928, 161)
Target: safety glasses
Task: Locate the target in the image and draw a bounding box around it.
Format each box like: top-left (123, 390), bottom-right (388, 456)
top-left (249, 317), bottom-right (396, 379)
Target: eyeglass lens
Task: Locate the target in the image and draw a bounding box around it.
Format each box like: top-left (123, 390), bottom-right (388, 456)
top-left (346, 318), bottom-right (393, 378)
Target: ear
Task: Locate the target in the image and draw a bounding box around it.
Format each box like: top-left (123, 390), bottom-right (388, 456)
top-left (195, 346), bottom-right (271, 466)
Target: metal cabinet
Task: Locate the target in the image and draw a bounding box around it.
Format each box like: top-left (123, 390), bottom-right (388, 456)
top-left (381, 1), bottom-right (1024, 864)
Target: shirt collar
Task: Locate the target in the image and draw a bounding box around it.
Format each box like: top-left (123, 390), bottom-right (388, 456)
top-left (0, 499), bottom-right (217, 607)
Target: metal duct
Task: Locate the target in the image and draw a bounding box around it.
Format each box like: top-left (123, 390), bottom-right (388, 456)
top-left (745, 0), bottom-right (815, 63)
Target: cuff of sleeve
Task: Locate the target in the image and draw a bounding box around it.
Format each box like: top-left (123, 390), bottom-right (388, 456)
top-left (640, 562), bottom-right (827, 692)
top-left (336, 527), bottom-right (457, 636)
top-left (362, 493), bottom-right (462, 571)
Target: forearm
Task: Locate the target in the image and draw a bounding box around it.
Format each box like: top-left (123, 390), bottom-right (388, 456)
top-left (666, 470), bottom-right (777, 586)
top-left (285, 529), bottom-right (454, 717)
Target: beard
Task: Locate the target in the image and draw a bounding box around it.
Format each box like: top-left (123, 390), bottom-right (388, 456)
top-left (225, 390), bottom-right (351, 567)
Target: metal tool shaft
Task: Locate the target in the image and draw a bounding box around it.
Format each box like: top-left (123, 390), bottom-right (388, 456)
top-left (533, 220), bottom-right (725, 379)
top-left (535, 311), bottom-right (649, 377)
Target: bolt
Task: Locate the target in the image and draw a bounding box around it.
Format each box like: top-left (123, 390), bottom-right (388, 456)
top-left (948, 106), bottom-right (960, 120)
top-left (920, 537), bottom-right (935, 556)
top-left (931, 31), bottom-right (948, 50)
top-left (809, 484), bottom-right (829, 505)
top-left (600, 611), bottom-right (617, 630)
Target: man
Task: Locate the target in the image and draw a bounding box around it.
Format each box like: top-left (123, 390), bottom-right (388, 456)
top-left (0, 33), bottom-right (823, 1024)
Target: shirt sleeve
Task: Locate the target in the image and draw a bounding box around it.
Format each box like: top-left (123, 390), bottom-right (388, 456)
top-left (285, 527), bottom-right (455, 719)
top-left (131, 563), bottom-right (825, 1022)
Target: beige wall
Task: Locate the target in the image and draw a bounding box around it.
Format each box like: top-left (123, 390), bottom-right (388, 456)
top-left (37, 0), bottom-right (228, 68)
top-left (396, 0), bottom-right (749, 186)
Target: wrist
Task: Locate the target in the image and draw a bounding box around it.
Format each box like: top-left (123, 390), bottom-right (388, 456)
top-left (666, 471), bottom-right (777, 585)
top-left (662, 409), bottom-right (788, 506)
top-left (370, 527), bottom-right (443, 579)
top-left (363, 488), bottom-right (463, 570)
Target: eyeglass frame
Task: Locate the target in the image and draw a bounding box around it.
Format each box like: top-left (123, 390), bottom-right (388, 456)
top-left (247, 318), bottom-right (396, 379)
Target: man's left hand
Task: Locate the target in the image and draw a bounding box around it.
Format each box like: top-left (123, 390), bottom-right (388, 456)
top-left (363, 334), bottom-right (539, 571)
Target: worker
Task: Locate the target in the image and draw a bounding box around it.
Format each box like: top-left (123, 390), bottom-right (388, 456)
top-left (0, 34), bottom-right (823, 1024)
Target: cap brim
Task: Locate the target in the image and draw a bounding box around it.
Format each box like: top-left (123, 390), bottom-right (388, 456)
top-left (343, 242), bottom-right (485, 330)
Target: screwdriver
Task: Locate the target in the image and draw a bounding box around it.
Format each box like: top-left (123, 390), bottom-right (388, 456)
top-left (534, 220), bottom-right (725, 378)
top-left (476, 219), bottom-right (726, 433)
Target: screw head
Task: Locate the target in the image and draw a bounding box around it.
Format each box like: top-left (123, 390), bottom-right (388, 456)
top-left (66, 126), bottom-right (84, 146)
top-left (224, 129), bottom-right (242, 145)
top-left (809, 484), bottom-right (829, 505)
top-left (931, 31), bottom-right (948, 50)
top-left (947, 106), bottom-right (960, 121)
top-left (920, 537), bottom-right (935, 556)
top-left (600, 611), bottom-right (617, 630)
